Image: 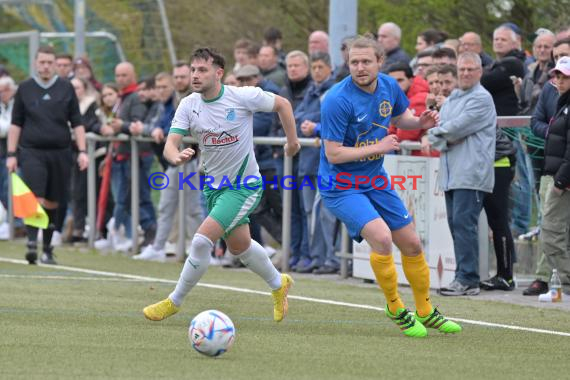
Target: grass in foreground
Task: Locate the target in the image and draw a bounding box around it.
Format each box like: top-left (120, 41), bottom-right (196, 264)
top-left (0, 241), bottom-right (568, 380)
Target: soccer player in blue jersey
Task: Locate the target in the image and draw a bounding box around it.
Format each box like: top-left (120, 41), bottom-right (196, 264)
top-left (319, 36), bottom-right (461, 337)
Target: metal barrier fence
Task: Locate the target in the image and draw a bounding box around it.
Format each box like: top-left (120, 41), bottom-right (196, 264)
top-left (5, 116), bottom-right (532, 279)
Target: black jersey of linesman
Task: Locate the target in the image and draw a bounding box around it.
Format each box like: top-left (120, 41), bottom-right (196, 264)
top-left (11, 76), bottom-right (83, 148)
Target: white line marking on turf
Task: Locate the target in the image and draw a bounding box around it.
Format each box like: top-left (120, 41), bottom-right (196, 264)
top-left (0, 274), bottom-right (148, 282)
top-left (1, 257), bottom-right (569, 337)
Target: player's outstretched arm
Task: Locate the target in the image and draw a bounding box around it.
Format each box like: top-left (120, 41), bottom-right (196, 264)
top-left (273, 95), bottom-right (300, 156)
top-left (164, 132), bottom-right (195, 166)
top-left (393, 108), bottom-right (439, 130)
top-left (324, 134), bottom-right (400, 164)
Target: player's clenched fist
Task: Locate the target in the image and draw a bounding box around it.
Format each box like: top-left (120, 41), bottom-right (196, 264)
top-left (172, 147), bottom-right (195, 166)
top-left (376, 134), bottom-right (400, 154)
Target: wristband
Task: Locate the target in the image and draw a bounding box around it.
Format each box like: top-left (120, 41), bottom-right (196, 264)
top-left (7, 151), bottom-right (17, 158)
top-left (78, 150), bottom-right (87, 154)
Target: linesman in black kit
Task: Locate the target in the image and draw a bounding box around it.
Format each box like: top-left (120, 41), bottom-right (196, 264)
top-left (6, 46), bottom-right (89, 265)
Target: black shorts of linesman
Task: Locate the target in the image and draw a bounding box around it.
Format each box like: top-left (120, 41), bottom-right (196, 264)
top-left (6, 46), bottom-right (89, 265)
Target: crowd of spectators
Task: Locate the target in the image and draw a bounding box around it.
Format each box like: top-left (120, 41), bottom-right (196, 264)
top-left (1, 21), bottom-right (569, 293)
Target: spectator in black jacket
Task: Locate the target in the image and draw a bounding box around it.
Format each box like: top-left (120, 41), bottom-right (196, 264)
top-left (482, 25), bottom-right (530, 238)
top-left (539, 56), bottom-right (570, 294)
top-left (523, 37), bottom-right (570, 295)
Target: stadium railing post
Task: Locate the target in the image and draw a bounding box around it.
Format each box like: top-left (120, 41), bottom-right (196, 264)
top-left (87, 135), bottom-right (97, 248)
top-left (176, 160), bottom-right (187, 261)
top-left (131, 137), bottom-right (140, 254)
top-left (281, 153), bottom-right (293, 273)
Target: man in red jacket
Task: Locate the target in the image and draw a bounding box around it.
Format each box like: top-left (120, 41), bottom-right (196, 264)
top-left (387, 62), bottom-right (438, 157)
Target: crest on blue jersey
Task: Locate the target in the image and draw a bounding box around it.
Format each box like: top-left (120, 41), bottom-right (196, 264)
top-left (379, 100), bottom-right (392, 117)
top-left (225, 108), bottom-right (236, 121)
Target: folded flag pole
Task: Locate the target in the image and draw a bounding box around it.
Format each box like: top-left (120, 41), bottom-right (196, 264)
top-left (11, 173), bottom-right (49, 229)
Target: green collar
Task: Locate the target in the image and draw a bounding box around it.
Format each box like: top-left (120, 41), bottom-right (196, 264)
top-left (202, 84), bottom-right (224, 103)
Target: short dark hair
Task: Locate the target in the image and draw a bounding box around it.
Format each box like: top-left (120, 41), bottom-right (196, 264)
top-left (174, 60), bottom-right (190, 68)
top-left (554, 37), bottom-right (570, 48)
top-left (190, 47), bottom-right (225, 70)
top-left (310, 52), bottom-right (331, 67)
top-left (138, 76), bottom-right (155, 89)
top-left (36, 45), bottom-right (56, 58)
top-left (56, 53), bottom-right (73, 61)
top-left (420, 29), bottom-right (448, 45)
top-left (387, 62), bottom-right (413, 78)
top-left (432, 47), bottom-right (457, 60)
top-left (264, 27), bottom-right (283, 43)
top-left (437, 64), bottom-right (457, 78)
top-left (417, 49), bottom-right (434, 59)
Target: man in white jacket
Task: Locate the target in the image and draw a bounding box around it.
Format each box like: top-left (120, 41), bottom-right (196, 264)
top-left (428, 52), bottom-right (497, 296)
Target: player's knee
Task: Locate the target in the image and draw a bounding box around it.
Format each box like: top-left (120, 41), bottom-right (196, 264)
top-left (401, 236), bottom-right (423, 257)
top-left (370, 235), bottom-right (393, 253)
top-left (190, 233), bottom-right (214, 258)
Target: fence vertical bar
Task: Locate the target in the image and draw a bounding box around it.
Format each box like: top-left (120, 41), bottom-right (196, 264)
top-left (131, 138), bottom-right (140, 254)
top-left (340, 225), bottom-right (351, 279)
top-left (176, 163), bottom-right (186, 261)
top-left (87, 136), bottom-right (96, 248)
top-left (280, 153), bottom-right (293, 273)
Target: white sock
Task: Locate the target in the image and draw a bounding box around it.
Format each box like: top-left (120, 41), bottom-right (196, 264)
top-left (235, 239), bottom-right (282, 290)
top-left (169, 233), bottom-right (213, 306)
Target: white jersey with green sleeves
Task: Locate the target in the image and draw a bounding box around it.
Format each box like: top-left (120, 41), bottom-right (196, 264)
top-left (169, 85), bottom-right (276, 189)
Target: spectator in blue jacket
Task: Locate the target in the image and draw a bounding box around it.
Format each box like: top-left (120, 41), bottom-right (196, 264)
top-left (294, 52), bottom-right (339, 274)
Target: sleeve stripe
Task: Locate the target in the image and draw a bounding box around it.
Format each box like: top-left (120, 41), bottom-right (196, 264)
top-left (169, 127), bottom-right (189, 136)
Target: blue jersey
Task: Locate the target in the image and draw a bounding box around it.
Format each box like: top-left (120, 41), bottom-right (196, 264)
top-left (318, 73), bottom-right (409, 195)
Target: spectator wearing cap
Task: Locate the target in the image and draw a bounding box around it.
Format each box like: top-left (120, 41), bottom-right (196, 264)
top-left (522, 38), bottom-right (570, 295)
top-left (293, 52), bottom-right (339, 274)
top-left (232, 64), bottom-right (283, 254)
top-left (258, 45), bottom-right (287, 88)
top-left (377, 22), bottom-right (411, 72)
top-left (74, 57), bottom-right (102, 93)
top-left (538, 56), bottom-right (570, 294)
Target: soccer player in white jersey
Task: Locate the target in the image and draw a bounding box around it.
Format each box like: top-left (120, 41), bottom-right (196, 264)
top-left (143, 48), bottom-right (300, 322)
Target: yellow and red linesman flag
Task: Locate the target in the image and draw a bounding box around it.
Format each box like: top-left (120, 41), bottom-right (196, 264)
top-left (11, 173), bottom-right (49, 229)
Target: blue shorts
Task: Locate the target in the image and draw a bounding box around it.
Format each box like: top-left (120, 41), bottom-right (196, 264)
top-left (321, 188), bottom-right (412, 242)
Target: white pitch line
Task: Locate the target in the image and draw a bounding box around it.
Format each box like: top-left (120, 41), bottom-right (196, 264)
top-left (1, 256), bottom-right (569, 337)
top-left (0, 274), bottom-right (148, 282)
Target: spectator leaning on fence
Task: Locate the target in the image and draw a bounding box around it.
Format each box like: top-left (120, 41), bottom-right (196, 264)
top-left (428, 52), bottom-right (496, 297)
top-left (6, 46), bottom-right (89, 265)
